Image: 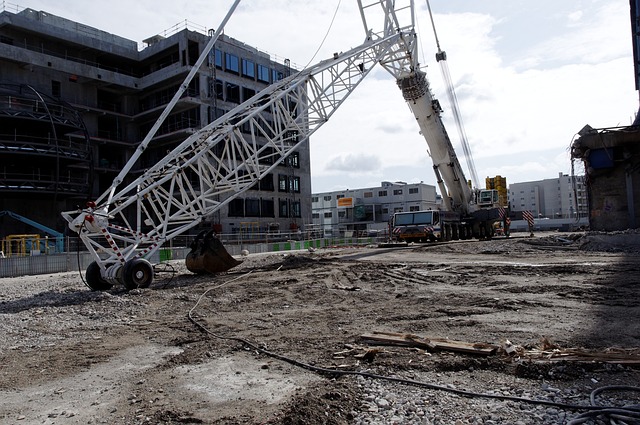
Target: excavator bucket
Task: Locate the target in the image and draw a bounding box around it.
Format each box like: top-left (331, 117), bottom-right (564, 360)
top-left (185, 230), bottom-right (241, 274)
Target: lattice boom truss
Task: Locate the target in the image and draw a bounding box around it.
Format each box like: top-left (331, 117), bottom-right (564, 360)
top-left (62, 0), bottom-right (419, 268)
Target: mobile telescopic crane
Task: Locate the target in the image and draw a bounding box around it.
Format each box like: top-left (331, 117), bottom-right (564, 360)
top-left (391, 0), bottom-right (511, 243)
top-left (63, 0), bottom-right (506, 290)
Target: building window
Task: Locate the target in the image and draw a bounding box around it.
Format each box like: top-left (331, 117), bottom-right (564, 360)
top-left (410, 206), bottom-right (420, 211)
top-left (245, 198), bottom-right (260, 217)
top-left (278, 174), bottom-right (300, 193)
top-left (323, 195), bottom-right (332, 201)
top-left (312, 213), bottom-right (320, 219)
top-left (289, 176), bottom-right (300, 193)
top-left (409, 188), bottom-right (419, 194)
top-left (279, 200), bottom-right (288, 217)
top-left (278, 174), bottom-right (288, 192)
top-left (336, 194), bottom-right (344, 199)
top-left (382, 208), bottom-right (389, 214)
top-left (241, 58), bottom-right (255, 79)
top-left (213, 79), bottom-right (223, 100)
top-left (261, 199), bottom-right (275, 217)
top-left (51, 80), bottom-right (61, 98)
top-left (226, 83), bottom-right (240, 103)
top-left (393, 207), bottom-right (403, 213)
top-left (272, 69), bottom-right (284, 82)
top-left (378, 190), bottom-right (387, 197)
top-left (285, 152), bottom-right (300, 168)
top-left (364, 192), bottom-right (373, 198)
top-left (324, 212), bottom-right (332, 218)
top-left (393, 189), bottom-right (403, 195)
top-left (225, 53), bottom-right (239, 74)
top-left (338, 210), bottom-right (346, 218)
top-left (242, 86), bottom-right (256, 102)
top-left (257, 64), bottom-right (270, 83)
top-left (290, 201), bottom-right (301, 218)
top-left (276, 175), bottom-right (300, 193)
top-left (257, 174), bottom-right (274, 191)
top-left (214, 49), bottom-right (223, 68)
top-left (228, 198), bottom-right (244, 217)
top-left (312, 196), bottom-right (318, 203)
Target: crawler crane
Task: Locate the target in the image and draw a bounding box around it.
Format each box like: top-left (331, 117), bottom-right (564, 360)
top-left (63, 0), bottom-right (502, 290)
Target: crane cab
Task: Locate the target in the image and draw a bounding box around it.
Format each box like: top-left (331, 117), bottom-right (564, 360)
top-left (477, 189), bottom-right (500, 208)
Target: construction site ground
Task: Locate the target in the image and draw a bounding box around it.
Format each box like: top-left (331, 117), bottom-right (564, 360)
top-left (1, 230), bottom-right (639, 424)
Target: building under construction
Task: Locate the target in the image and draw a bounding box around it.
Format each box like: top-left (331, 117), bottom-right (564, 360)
top-left (571, 126), bottom-right (640, 230)
top-left (0, 6), bottom-right (310, 240)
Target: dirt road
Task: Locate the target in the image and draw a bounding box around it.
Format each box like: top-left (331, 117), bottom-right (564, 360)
top-left (1, 232), bottom-right (639, 424)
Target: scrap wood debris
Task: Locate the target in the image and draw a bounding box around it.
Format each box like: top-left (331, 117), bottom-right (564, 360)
top-left (359, 333), bottom-right (640, 365)
top-left (514, 338), bottom-right (640, 365)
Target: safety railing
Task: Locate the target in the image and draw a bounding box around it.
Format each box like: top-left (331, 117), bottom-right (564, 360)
top-left (0, 233), bottom-right (386, 278)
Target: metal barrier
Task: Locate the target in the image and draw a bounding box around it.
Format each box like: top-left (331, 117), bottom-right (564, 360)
top-left (0, 251), bottom-right (92, 278)
top-left (0, 236), bottom-right (384, 279)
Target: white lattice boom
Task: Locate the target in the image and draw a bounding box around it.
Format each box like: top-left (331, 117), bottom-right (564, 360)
top-left (61, 0), bottom-right (420, 282)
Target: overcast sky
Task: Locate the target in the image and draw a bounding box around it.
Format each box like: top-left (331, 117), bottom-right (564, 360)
top-left (17, 0), bottom-right (639, 193)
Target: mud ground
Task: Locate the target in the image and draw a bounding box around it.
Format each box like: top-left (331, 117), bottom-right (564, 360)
top-left (0, 231), bottom-right (639, 424)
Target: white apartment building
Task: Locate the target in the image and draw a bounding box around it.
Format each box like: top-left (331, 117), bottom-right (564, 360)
top-left (311, 181), bottom-right (438, 236)
top-left (508, 172), bottom-right (588, 219)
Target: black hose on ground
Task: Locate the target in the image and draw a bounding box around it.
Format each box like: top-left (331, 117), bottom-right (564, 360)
top-left (567, 386), bottom-right (640, 424)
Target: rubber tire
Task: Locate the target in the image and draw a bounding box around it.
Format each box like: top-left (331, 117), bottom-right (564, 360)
top-left (85, 261), bottom-right (113, 291)
top-left (484, 222), bottom-right (494, 240)
top-left (122, 258), bottom-right (154, 290)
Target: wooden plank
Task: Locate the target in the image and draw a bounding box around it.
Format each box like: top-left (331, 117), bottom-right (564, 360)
top-left (360, 331), bottom-right (497, 356)
top-left (360, 332), bottom-right (436, 350)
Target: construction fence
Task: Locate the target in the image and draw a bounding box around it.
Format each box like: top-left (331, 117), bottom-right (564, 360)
top-left (0, 234), bottom-right (384, 279)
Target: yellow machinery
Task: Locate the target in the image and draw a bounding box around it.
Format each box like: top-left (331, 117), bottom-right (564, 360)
top-left (1, 234), bottom-right (41, 257)
top-left (486, 176), bottom-right (508, 206)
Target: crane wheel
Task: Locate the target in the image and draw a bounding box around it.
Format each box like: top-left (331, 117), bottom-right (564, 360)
top-left (122, 258), bottom-right (154, 290)
top-left (85, 261), bottom-right (113, 291)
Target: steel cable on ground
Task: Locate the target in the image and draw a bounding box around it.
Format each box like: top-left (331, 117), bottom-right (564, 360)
top-left (187, 271), bottom-right (639, 419)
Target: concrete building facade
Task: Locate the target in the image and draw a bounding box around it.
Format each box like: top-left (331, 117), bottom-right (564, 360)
top-left (311, 181), bottom-right (438, 236)
top-left (508, 172), bottom-right (588, 219)
top-left (0, 6), bottom-right (311, 241)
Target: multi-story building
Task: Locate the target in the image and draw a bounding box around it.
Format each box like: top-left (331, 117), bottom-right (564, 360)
top-left (312, 181), bottom-right (438, 236)
top-left (0, 6), bottom-right (310, 240)
top-left (508, 172), bottom-right (588, 219)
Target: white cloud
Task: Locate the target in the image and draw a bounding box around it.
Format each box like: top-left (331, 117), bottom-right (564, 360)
top-left (567, 10), bottom-right (584, 25)
top-left (324, 153), bottom-right (382, 173)
top-left (513, 2), bottom-right (630, 68)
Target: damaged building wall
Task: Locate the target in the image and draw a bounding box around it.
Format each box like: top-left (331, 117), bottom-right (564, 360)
top-left (571, 126), bottom-right (640, 231)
